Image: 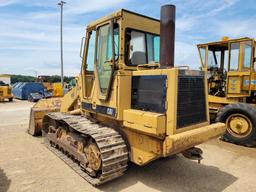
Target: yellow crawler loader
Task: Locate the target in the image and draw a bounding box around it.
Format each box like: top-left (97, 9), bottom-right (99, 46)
top-left (198, 37), bottom-right (256, 146)
top-left (29, 5), bottom-right (225, 185)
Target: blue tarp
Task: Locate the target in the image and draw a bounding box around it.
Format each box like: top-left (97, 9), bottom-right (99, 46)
top-left (12, 82), bottom-right (45, 100)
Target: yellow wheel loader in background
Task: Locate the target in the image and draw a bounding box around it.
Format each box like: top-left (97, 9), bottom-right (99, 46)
top-left (0, 81), bottom-right (13, 102)
top-left (0, 74), bottom-right (13, 102)
top-left (198, 37), bottom-right (256, 146)
top-left (28, 5), bottom-right (225, 186)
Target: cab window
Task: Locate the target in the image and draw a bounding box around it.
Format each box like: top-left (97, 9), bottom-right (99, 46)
top-left (86, 30), bottom-right (96, 71)
top-left (125, 29), bottom-right (160, 66)
top-left (208, 50), bottom-right (221, 69)
top-left (199, 47), bottom-right (206, 67)
top-left (229, 41), bottom-right (253, 71)
top-left (113, 24), bottom-right (119, 60)
top-left (229, 42), bottom-right (240, 71)
top-left (146, 34), bottom-right (160, 63)
top-left (243, 41), bottom-right (252, 69)
top-left (96, 24), bottom-right (113, 95)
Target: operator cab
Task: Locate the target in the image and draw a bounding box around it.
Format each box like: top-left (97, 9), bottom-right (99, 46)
top-left (198, 37), bottom-right (255, 98)
top-left (81, 9), bottom-right (160, 101)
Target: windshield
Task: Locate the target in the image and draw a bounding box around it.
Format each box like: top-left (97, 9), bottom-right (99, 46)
top-left (199, 44), bottom-right (230, 72)
top-left (199, 47), bottom-right (206, 67)
top-left (208, 50), bottom-right (221, 69)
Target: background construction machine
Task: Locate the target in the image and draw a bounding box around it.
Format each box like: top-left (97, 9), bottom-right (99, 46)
top-left (36, 75), bottom-right (64, 97)
top-left (198, 37), bottom-right (256, 146)
top-left (29, 5), bottom-right (225, 185)
top-left (0, 74), bottom-right (13, 102)
top-left (0, 81), bottom-right (13, 102)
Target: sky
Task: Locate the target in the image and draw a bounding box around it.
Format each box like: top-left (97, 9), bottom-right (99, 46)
top-left (0, 0), bottom-right (255, 76)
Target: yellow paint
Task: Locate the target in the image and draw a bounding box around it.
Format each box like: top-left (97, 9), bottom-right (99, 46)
top-left (0, 85), bottom-right (13, 101)
top-left (208, 95), bottom-right (239, 104)
top-left (60, 76), bottom-right (81, 112)
top-left (123, 109), bottom-right (166, 137)
top-left (123, 128), bottom-right (162, 165)
top-left (227, 76), bottom-right (241, 94)
top-left (226, 113), bottom-right (253, 138)
top-left (163, 123), bottom-right (226, 156)
top-left (52, 83), bottom-right (64, 97)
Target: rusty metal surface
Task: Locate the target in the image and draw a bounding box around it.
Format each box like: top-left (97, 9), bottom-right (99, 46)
top-left (164, 122), bottom-right (226, 156)
top-left (160, 4), bottom-right (176, 68)
top-left (43, 113), bottom-right (128, 186)
top-left (28, 98), bottom-right (61, 136)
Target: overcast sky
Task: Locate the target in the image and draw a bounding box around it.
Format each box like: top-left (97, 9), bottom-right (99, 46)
top-left (0, 0), bottom-right (255, 76)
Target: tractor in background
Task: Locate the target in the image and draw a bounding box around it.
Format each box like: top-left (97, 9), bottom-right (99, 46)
top-left (198, 37), bottom-right (256, 146)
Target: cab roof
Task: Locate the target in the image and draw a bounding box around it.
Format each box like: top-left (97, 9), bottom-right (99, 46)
top-left (197, 37), bottom-right (254, 47)
top-left (86, 9), bottom-right (159, 29)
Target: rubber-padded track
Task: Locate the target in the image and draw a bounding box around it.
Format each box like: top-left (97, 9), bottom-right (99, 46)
top-left (44, 112), bottom-right (129, 186)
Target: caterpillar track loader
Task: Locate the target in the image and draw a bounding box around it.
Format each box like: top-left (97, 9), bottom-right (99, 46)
top-left (29, 5), bottom-right (225, 186)
top-left (198, 37), bottom-right (256, 146)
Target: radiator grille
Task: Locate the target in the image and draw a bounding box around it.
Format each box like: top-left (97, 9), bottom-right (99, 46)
top-left (177, 75), bottom-right (207, 128)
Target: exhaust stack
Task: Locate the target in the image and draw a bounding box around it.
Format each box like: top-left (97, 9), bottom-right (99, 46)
top-left (160, 5), bottom-right (176, 68)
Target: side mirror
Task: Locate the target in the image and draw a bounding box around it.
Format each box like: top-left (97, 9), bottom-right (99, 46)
top-left (80, 37), bottom-right (85, 59)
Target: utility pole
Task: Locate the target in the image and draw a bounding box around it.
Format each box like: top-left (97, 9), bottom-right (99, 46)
top-left (58, 1), bottom-right (66, 88)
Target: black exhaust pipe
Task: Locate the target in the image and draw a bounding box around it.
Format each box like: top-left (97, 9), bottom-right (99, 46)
top-left (160, 5), bottom-right (176, 68)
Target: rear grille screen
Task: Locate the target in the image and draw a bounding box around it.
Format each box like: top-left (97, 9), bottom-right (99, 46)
top-left (177, 75), bottom-right (207, 128)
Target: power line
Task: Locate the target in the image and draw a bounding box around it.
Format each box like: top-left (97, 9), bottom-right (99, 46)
top-left (58, 1), bottom-right (66, 88)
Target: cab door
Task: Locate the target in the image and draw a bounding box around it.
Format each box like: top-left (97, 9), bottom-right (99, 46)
top-left (227, 40), bottom-right (254, 97)
top-left (82, 29), bottom-right (96, 99)
top-left (95, 21), bottom-right (115, 101)
top-left (198, 45), bottom-right (208, 72)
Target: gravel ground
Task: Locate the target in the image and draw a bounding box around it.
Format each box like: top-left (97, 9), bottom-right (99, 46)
top-left (0, 100), bottom-right (256, 192)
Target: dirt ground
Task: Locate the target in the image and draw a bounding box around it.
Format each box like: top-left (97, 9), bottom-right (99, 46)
top-left (0, 100), bottom-right (256, 192)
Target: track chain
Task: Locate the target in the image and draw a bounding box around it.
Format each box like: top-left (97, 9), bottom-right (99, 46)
top-left (44, 112), bottom-right (129, 186)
